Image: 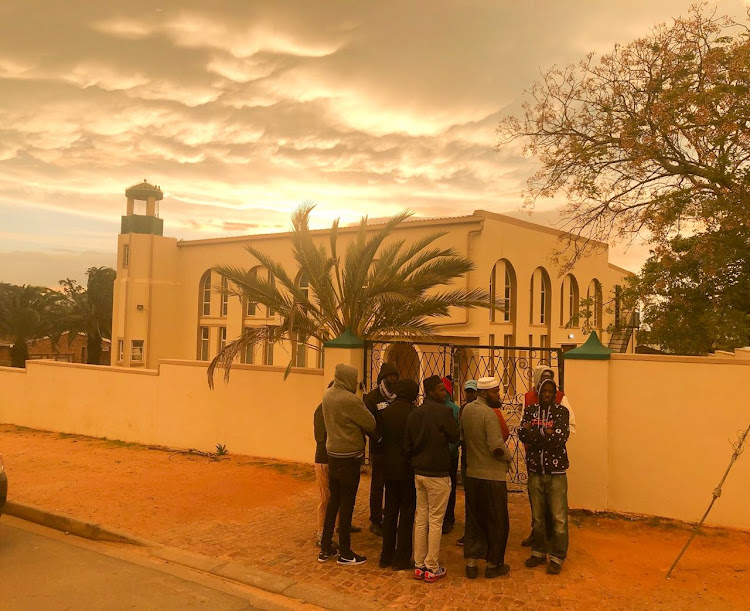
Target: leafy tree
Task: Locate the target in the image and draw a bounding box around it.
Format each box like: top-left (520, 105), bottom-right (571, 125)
top-left (208, 205), bottom-right (495, 386)
top-left (0, 283), bottom-right (67, 367)
top-left (497, 6), bottom-right (750, 268)
top-left (58, 266), bottom-right (116, 365)
top-left (627, 227), bottom-right (750, 354)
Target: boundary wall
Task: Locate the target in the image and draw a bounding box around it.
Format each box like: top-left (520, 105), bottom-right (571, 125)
top-left (0, 359), bottom-right (324, 464)
top-left (566, 353), bottom-right (750, 530)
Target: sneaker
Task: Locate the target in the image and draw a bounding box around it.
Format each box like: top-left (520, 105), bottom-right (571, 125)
top-left (547, 560), bottom-right (563, 575)
top-left (525, 554), bottom-right (547, 568)
top-left (456, 536), bottom-right (464, 546)
top-left (414, 566), bottom-right (427, 580)
top-left (369, 522), bottom-right (384, 537)
top-left (424, 567), bottom-right (447, 583)
top-left (318, 547), bottom-right (336, 563)
top-left (337, 552), bottom-right (367, 566)
top-left (378, 557), bottom-right (391, 569)
top-left (521, 533), bottom-right (533, 547)
top-left (485, 563), bottom-right (511, 579)
top-left (465, 565), bottom-right (478, 579)
top-left (441, 522), bottom-right (454, 534)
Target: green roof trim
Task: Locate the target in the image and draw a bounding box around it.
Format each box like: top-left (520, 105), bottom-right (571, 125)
top-left (324, 328), bottom-right (364, 348)
top-left (121, 214), bottom-right (164, 236)
top-left (563, 330), bottom-right (613, 360)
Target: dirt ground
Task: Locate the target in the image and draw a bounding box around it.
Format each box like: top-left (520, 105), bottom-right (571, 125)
top-left (1, 424), bottom-right (748, 610)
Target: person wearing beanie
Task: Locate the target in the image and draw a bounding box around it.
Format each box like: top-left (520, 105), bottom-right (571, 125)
top-left (461, 376), bottom-right (512, 579)
top-left (520, 366), bottom-right (576, 548)
top-left (376, 378), bottom-right (419, 570)
top-left (364, 361), bottom-right (400, 537)
top-left (518, 378), bottom-right (571, 575)
top-left (441, 376), bottom-right (461, 534)
top-left (319, 364), bottom-right (378, 566)
top-left (404, 375), bottom-right (460, 583)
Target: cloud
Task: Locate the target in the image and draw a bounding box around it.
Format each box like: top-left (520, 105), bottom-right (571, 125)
top-left (2, 0), bottom-right (746, 285)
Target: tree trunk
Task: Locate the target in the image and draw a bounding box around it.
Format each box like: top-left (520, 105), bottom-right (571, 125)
top-left (10, 342), bottom-right (28, 368)
top-left (87, 332), bottom-right (102, 365)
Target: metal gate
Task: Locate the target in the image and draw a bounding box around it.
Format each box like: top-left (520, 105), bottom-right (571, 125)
top-left (364, 340), bottom-right (563, 488)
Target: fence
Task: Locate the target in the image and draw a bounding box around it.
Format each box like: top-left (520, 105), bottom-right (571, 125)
top-left (364, 340), bottom-right (563, 487)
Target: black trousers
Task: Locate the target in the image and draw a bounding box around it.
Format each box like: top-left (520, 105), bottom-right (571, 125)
top-left (321, 456), bottom-right (361, 556)
top-left (369, 452), bottom-right (385, 526)
top-left (380, 478), bottom-right (416, 566)
top-left (444, 456), bottom-right (459, 525)
top-left (463, 476), bottom-right (509, 566)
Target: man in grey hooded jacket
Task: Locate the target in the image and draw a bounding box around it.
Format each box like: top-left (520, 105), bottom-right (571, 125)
top-left (319, 363), bottom-right (378, 566)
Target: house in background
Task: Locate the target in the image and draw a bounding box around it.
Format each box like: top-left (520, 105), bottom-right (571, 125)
top-left (27, 332), bottom-right (111, 365)
top-left (112, 181), bottom-right (635, 372)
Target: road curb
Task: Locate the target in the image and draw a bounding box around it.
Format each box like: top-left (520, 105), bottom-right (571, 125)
top-left (4, 501), bottom-right (151, 546)
top-left (5, 502), bottom-right (384, 611)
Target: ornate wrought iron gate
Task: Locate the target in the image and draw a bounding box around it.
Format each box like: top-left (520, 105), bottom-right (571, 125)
top-left (364, 340), bottom-right (563, 488)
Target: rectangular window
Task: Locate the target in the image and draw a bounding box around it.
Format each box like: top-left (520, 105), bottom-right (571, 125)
top-left (294, 331), bottom-right (307, 368)
top-left (202, 272), bottom-right (211, 316)
top-left (264, 339), bottom-right (274, 366)
top-left (220, 277), bottom-right (228, 317)
top-left (246, 297), bottom-right (256, 317)
top-left (122, 244), bottom-right (130, 268)
top-left (243, 343), bottom-right (255, 364)
top-left (267, 273), bottom-right (275, 317)
top-left (117, 339), bottom-right (124, 362)
top-left (540, 282), bottom-right (547, 324)
top-left (198, 327), bottom-right (209, 361)
top-left (218, 327), bottom-right (227, 352)
top-left (540, 334), bottom-right (550, 348)
top-left (131, 340), bottom-right (144, 362)
top-left (528, 334), bottom-right (534, 347)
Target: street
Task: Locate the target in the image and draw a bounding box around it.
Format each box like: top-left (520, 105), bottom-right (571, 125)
top-left (0, 518), bottom-right (264, 611)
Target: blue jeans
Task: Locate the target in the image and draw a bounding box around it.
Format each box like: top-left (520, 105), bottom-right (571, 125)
top-left (528, 472), bottom-right (568, 563)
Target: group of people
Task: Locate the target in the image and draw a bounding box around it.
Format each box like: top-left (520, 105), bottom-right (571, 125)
top-left (313, 360), bottom-right (574, 582)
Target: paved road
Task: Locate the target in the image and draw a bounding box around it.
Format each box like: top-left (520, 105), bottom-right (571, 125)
top-left (0, 521), bottom-right (262, 611)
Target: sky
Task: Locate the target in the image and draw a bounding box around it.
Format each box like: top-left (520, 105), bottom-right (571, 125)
top-left (1, 0), bottom-right (747, 287)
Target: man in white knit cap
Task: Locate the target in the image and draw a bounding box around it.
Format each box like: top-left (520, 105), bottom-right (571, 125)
top-left (460, 376), bottom-right (512, 579)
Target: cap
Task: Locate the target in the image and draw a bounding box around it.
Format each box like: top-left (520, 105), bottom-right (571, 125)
top-left (464, 380), bottom-right (478, 391)
top-left (477, 376), bottom-right (500, 390)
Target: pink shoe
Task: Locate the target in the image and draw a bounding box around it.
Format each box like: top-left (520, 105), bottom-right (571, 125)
top-left (424, 567), bottom-right (447, 583)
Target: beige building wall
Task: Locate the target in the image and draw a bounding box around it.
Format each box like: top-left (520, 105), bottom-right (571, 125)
top-left (112, 204), bottom-right (631, 369)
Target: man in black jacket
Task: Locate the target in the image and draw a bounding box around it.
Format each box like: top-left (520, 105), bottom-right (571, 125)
top-left (364, 362), bottom-right (400, 536)
top-left (376, 378), bottom-right (419, 570)
top-left (518, 378), bottom-right (571, 575)
top-left (404, 375), bottom-right (460, 583)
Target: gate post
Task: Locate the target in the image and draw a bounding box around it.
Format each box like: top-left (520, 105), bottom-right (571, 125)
top-left (563, 332), bottom-right (612, 512)
top-left (323, 328), bottom-right (366, 395)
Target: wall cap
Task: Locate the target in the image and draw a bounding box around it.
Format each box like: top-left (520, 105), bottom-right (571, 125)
top-left (563, 331), bottom-right (613, 360)
top-left (324, 328), bottom-right (364, 349)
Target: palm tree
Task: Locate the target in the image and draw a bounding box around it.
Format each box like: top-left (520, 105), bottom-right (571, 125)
top-left (0, 283), bottom-right (68, 367)
top-left (208, 205), bottom-right (495, 386)
top-left (57, 267), bottom-right (116, 365)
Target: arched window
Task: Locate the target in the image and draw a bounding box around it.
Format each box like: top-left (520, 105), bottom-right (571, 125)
top-left (220, 276), bottom-right (228, 317)
top-left (560, 274), bottom-right (579, 327)
top-left (490, 259), bottom-right (516, 323)
top-left (199, 271), bottom-right (212, 316)
top-left (587, 279), bottom-right (603, 329)
top-left (529, 267), bottom-right (551, 326)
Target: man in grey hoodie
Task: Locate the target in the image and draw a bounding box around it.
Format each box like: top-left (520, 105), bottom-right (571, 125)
top-left (319, 364), bottom-right (378, 566)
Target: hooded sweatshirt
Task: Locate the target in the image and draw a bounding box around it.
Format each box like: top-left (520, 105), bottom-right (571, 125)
top-left (524, 365), bottom-right (576, 436)
top-left (518, 379), bottom-right (570, 474)
top-left (323, 364), bottom-right (377, 459)
top-left (376, 378), bottom-right (418, 480)
top-left (364, 362), bottom-right (399, 454)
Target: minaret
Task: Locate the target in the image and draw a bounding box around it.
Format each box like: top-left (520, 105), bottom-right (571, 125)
top-left (112, 180), bottom-right (177, 368)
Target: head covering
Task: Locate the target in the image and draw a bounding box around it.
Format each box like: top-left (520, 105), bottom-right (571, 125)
top-left (423, 375), bottom-right (444, 394)
top-left (377, 362), bottom-right (400, 383)
top-left (441, 376), bottom-right (453, 396)
top-left (464, 380), bottom-right (478, 391)
top-left (334, 363), bottom-right (358, 393)
top-left (538, 378), bottom-right (558, 402)
top-left (477, 376), bottom-right (500, 390)
top-left (533, 365), bottom-right (555, 390)
top-left (394, 378), bottom-right (419, 402)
